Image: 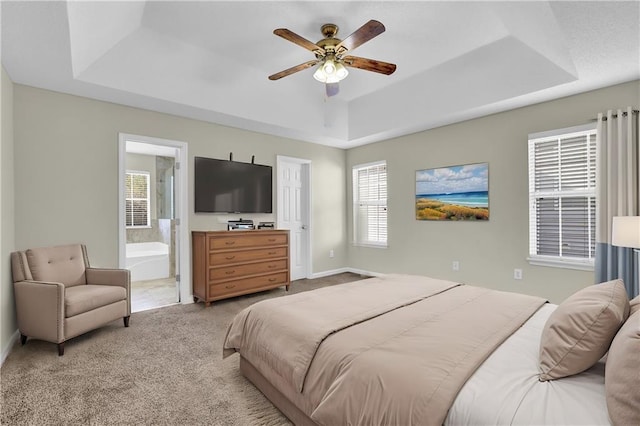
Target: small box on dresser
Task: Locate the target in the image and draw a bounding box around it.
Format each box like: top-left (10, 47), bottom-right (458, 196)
top-left (192, 229), bottom-right (290, 306)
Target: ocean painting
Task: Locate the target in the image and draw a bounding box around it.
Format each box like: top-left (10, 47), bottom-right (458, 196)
top-left (416, 163), bottom-right (489, 221)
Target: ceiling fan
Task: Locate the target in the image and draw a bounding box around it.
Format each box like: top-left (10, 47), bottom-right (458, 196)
top-left (268, 20), bottom-right (396, 97)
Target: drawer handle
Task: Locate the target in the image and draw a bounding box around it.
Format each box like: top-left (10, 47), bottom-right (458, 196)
top-left (268, 265), bottom-right (277, 269)
top-left (268, 238), bottom-right (276, 242)
top-left (225, 284), bottom-right (236, 289)
top-left (225, 256), bottom-right (236, 260)
top-left (268, 251), bottom-right (276, 255)
top-left (225, 241), bottom-right (236, 245)
top-left (268, 278), bottom-right (277, 282)
top-left (225, 270), bottom-right (235, 275)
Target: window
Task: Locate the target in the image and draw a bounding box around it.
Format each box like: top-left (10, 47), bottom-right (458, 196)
top-left (528, 124), bottom-right (597, 270)
top-left (125, 171), bottom-right (150, 228)
top-left (353, 161), bottom-right (387, 247)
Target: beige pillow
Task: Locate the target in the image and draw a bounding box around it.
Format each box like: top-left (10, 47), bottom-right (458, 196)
top-left (605, 310), bottom-right (640, 426)
top-left (630, 295), bottom-right (640, 316)
top-left (539, 279), bottom-right (629, 381)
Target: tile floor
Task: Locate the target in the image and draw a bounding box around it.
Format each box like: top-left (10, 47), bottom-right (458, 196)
top-left (131, 277), bottom-right (179, 312)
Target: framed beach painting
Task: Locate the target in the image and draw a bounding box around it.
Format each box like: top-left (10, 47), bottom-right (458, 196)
top-left (415, 162), bottom-right (489, 221)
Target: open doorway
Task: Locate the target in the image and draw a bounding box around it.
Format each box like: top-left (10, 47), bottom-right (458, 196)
top-left (118, 134), bottom-right (190, 312)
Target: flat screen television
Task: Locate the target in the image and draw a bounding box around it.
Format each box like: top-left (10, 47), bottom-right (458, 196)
top-left (194, 156), bottom-right (273, 213)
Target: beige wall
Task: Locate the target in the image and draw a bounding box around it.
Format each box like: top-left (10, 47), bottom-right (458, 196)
top-left (5, 78), bottom-right (638, 365)
top-left (347, 80), bottom-right (640, 304)
top-left (1, 66), bottom-right (16, 359)
top-left (12, 85), bottom-right (348, 276)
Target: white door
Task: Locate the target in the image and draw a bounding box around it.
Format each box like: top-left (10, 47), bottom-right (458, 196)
top-left (277, 156), bottom-right (310, 280)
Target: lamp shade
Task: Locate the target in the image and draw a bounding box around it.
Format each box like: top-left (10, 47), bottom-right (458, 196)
top-left (612, 216), bottom-right (640, 249)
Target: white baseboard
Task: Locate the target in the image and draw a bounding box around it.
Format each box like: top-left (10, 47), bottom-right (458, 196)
top-left (345, 267), bottom-right (384, 277)
top-left (1, 329), bottom-right (19, 367)
top-left (309, 267), bottom-right (351, 279)
top-left (309, 267), bottom-right (383, 279)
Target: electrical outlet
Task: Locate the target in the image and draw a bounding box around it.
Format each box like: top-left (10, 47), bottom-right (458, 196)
top-left (514, 269), bottom-right (523, 280)
top-left (329, 249), bottom-right (334, 258)
top-left (452, 261), bottom-right (460, 271)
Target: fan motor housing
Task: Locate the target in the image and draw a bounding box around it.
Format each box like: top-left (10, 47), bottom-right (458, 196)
top-left (321, 24), bottom-right (338, 38)
top-left (317, 24), bottom-right (340, 54)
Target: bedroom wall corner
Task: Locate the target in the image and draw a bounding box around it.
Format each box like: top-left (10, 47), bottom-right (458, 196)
top-left (346, 79), bottom-right (640, 304)
top-left (1, 65), bottom-right (17, 364)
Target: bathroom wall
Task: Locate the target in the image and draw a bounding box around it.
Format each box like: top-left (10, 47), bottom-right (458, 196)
top-left (155, 156), bottom-right (176, 276)
top-left (158, 218), bottom-right (176, 277)
top-left (156, 156), bottom-right (175, 220)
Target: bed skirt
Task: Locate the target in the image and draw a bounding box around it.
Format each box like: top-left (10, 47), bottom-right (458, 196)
top-left (240, 356), bottom-right (317, 426)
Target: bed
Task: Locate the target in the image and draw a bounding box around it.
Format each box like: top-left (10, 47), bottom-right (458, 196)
top-left (223, 274), bottom-right (638, 425)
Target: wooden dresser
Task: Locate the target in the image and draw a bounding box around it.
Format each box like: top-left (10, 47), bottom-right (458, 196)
top-left (192, 230), bottom-right (290, 306)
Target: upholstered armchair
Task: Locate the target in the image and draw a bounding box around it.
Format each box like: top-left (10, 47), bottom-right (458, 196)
top-left (11, 244), bottom-right (131, 355)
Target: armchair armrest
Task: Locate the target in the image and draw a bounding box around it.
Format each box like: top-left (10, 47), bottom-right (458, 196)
top-left (86, 268), bottom-right (130, 289)
top-left (14, 280), bottom-right (65, 343)
top-left (85, 268), bottom-right (131, 315)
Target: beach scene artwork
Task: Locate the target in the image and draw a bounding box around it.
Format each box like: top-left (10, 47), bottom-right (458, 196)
top-left (416, 163), bottom-right (489, 221)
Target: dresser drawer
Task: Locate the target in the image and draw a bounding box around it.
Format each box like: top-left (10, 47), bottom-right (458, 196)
top-left (209, 233), bottom-right (288, 250)
top-left (208, 272), bottom-right (288, 297)
top-left (209, 259), bottom-right (288, 281)
top-left (209, 247), bottom-right (287, 265)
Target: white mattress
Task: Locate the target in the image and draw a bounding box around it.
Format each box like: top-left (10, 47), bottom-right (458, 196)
top-left (445, 303), bottom-right (611, 425)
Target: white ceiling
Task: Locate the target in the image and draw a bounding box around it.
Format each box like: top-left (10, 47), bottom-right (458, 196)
top-left (2, 1), bottom-right (639, 149)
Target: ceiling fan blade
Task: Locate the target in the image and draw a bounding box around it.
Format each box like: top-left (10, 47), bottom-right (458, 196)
top-left (342, 56), bottom-right (396, 75)
top-left (326, 82), bottom-right (339, 97)
top-left (268, 60), bottom-right (320, 80)
top-left (274, 28), bottom-right (325, 55)
top-left (335, 20), bottom-right (385, 54)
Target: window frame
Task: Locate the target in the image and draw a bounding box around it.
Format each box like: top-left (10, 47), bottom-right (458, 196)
top-left (527, 124), bottom-right (597, 271)
top-left (352, 160), bottom-right (388, 248)
top-left (125, 170), bottom-right (151, 229)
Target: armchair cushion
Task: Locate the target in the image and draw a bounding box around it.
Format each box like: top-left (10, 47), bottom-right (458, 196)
top-left (26, 244), bottom-right (88, 287)
top-left (65, 285), bottom-right (127, 317)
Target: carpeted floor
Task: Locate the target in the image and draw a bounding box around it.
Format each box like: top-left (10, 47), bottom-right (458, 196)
top-left (1, 272), bottom-right (367, 425)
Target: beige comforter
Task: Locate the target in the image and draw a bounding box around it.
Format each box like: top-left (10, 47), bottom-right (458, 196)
top-left (224, 274), bottom-right (546, 426)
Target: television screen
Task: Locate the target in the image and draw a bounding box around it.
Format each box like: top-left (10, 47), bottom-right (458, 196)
top-left (194, 157), bottom-right (273, 213)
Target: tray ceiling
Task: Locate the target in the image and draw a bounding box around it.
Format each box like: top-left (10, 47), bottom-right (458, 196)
top-left (2, 1), bottom-right (639, 148)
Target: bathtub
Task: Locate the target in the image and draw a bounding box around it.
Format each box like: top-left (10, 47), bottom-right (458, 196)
top-left (125, 242), bottom-right (170, 282)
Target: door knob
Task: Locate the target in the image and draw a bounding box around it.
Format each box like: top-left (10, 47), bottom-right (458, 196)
top-left (301, 225), bottom-right (307, 230)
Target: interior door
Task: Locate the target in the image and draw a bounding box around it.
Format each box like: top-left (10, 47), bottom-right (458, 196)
top-left (278, 158), bottom-right (309, 280)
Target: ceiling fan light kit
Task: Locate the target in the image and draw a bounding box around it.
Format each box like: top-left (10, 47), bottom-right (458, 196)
top-left (313, 59), bottom-right (349, 83)
top-left (269, 20), bottom-right (396, 96)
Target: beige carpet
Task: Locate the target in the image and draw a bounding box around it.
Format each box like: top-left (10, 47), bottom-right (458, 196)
top-left (1, 272), bottom-right (367, 425)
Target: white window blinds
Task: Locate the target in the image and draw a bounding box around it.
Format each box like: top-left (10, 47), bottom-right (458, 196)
top-left (125, 172), bottom-right (150, 227)
top-left (353, 161), bottom-right (387, 246)
top-left (528, 126), bottom-right (597, 268)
